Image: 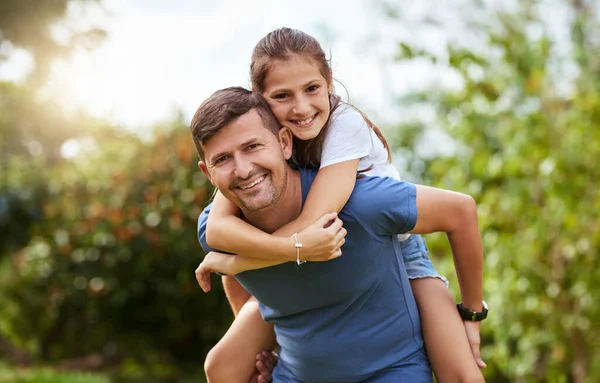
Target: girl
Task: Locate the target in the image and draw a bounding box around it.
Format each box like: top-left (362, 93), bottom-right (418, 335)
top-left (201, 28), bottom-right (485, 382)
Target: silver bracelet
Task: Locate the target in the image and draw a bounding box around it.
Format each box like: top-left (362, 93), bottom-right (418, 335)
top-left (292, 233), bottom-right (306, 267)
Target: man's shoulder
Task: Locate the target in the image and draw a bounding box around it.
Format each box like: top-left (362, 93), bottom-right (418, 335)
top-left (345, 175), bottom-right (417, 233)
top-left (299, 167), bottom-right (411, 212)
top-left (351, 175), bottom-right (408, 200)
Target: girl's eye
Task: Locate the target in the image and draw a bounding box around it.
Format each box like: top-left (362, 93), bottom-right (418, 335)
top-left (307, 85), bottom-right (319, 92)
top-left (273, 93), bottom-right (288, 100)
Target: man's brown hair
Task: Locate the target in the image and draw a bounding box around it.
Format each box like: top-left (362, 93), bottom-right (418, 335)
top-left (190, 87), bottom-right (281, 160)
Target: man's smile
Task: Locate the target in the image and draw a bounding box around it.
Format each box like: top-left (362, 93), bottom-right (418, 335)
top-left (236, 175), bottom-right (267, 190)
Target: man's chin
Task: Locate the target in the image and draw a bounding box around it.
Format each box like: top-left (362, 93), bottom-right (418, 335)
top-left (239, 200), bottom-right (272, 212)
top-left (232, 192), bottom-right (271, 212)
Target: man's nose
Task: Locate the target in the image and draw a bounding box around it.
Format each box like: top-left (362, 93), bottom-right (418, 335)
top-left (232, 155), bottom-right (253, 179)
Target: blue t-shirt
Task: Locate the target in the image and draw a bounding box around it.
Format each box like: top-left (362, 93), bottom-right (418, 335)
top-left (198, 168), bottom-right (431, 383)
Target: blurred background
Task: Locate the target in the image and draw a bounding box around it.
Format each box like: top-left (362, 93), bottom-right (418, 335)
top-left (0, 0), bottom-right (598, 382)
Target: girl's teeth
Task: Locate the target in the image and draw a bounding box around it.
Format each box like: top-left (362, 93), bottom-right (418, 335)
top-left (296, 115), bottom-right (315, 126)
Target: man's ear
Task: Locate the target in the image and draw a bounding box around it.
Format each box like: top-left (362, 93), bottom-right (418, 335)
top-left (198, 160), bottom-right (214, 185)
top-left (278, 127), bottom-right (294, 160)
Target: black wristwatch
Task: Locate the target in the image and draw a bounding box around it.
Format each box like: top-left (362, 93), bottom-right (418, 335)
top-left (457, 300), bottom-right (488, 321)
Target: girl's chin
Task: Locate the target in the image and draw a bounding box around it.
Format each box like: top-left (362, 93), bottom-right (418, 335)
top-left (294, 130), bottom-right (320, 140)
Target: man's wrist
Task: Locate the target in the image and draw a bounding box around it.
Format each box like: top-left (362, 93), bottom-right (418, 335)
top-left (457, 300), bottom-right (488, 321)
top-left (461, 301), bottom-right (484, 312)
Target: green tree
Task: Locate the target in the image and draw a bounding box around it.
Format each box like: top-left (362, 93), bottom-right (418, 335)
top-left (1, 122), bottom-right (229, 377)
top-left (0, 0), bottom-right (106, 259)
top-left (387, 0), bottom-right (599, 381)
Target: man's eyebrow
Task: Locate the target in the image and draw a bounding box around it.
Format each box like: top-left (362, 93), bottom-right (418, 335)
top-left (207, 137), bottom-right (261, 165)
top-left (208, 150), bottom-right (228, 165)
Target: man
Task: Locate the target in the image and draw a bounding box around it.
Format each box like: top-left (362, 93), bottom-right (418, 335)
top-left (192, 87), bottom-right (486, 382)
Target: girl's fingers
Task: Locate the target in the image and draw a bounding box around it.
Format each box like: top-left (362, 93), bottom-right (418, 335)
top-left (195, 265), bottom-right (212, 292)
top-left (200, 272), bottom-right (212, 292)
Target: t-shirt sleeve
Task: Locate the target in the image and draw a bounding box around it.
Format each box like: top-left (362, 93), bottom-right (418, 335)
top-left (320, 107), bottom-right (374, 168)
top-left (197, 203), bottom-right (218, 253)
top-left (346, 177), bottom-right (418, 240)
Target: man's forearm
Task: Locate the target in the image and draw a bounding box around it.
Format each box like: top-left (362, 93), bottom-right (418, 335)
top-left (228, 254), bottom-right (285, 275)
top-left (447, 211), bottom-right (484, 311)
top-left (411, 185), bottom-right (484, 310)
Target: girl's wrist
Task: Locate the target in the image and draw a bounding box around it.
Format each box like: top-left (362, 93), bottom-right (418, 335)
top-left (227, 254), bottom-right (240, 275)
top-left (276, 236), bottom-right (298, 262)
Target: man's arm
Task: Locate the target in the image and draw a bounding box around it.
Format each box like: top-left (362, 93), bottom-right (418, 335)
top-left (409, 184), bottom-right (483, 312)
top-left (197, 205), bottom-right (253, 315)
top-left (222, 275), bottom-right (252, 317)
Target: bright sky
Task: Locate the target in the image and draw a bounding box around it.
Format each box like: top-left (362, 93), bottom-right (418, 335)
top-left (2, 0), bottom-right (472, 130)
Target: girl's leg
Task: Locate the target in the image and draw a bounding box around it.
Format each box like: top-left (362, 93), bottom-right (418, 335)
top-left (204, 296), bottom-right (277, 383)
top-left (410, 278), bottom-right (484, 383)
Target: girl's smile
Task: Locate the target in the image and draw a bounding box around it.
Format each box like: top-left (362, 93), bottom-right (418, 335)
top-left (262, 56), bottom-right (332, 141)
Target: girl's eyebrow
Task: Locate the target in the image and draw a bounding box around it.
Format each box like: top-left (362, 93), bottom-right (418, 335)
top-left (268, 78), bottom-right (322, 94)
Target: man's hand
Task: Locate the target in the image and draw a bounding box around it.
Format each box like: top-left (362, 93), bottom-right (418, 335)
top-left (463, 321), bottom-right (486, 368)
top-left (195, 251), bottom-right (233, 292)
top-left (248, 351), bottom-right (279, 383)
top-left (295, 213), bottom-right (346, 262)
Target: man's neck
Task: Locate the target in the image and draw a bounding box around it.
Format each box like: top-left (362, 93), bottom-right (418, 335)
top-left (242, 168), bottom-right (302, 234)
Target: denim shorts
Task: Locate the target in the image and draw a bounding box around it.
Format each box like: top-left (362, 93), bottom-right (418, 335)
top-left (398, 234), bottom-right (448, 287)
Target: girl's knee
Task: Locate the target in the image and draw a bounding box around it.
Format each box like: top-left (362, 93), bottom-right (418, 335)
top-left (204, 345), bottom-right (234, 383)
top-left (205, 342), bottom-right (257, 383)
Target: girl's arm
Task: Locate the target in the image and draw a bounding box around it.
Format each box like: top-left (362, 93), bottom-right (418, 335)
top-left (206, 191), bottom-right (296, 261)
top-left (274, 159), bottom-right (359, 236)
top-left (205, 160), bottom-right (359, 269)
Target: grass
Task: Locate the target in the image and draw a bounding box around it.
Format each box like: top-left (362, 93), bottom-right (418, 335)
top-left (0, 361), bottom-right (208, 383)
top-left (0, 362), bottom-right (109, 383)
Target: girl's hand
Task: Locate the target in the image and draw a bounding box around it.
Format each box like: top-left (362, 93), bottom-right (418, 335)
top-left (195, 251), bottom-right (233, 292)
top-left (296, 213), bottom-right (347, 262)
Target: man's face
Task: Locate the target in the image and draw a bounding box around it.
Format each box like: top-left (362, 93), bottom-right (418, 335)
top-left (199, 109), bottom-right (293, 212)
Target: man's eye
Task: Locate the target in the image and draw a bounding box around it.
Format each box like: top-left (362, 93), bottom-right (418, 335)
top-left (246, 144), bottom-right (260, 150)
top-left (214, 156), bottom-right (228, 165)
top-left (273, 93), bottom-right (288, 100)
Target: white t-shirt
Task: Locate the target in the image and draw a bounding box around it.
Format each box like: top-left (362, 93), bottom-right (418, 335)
top-left (321, 104), bottom-right (400, 179)
top-left (321, 104), bottom-right (410, 241)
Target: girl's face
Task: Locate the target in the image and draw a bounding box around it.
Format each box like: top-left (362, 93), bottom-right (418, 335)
top-left (261, 56), bottom-right (332, 141)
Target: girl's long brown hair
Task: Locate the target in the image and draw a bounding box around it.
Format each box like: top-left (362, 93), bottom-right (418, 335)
top-left (250, 28), bottom-right (392, 169)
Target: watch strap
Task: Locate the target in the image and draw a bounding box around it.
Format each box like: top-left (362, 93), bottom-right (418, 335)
top-left (457, 301), bottom-right (488, 321)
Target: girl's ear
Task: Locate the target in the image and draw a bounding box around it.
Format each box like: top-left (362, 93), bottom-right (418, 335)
top-left (327, 69), bottom-right (333, 94)
top-left (278, 127), bottom-right (294, 160)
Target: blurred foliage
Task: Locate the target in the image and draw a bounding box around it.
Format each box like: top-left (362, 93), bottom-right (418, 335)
top-left (0, 361), bottom-right (109, 383)
top-left (0, 0), bottom-right (106, 86)
top-left (1, 0), bottom-right (108, 254)
top-left (1, 0), bottom-right (599, 382)
top-left (387, 0), bottom-right (600, 382)
top-left (0, 1), bottom-right (232, 379)
top-left (0, 122), bottom-right (231, 378)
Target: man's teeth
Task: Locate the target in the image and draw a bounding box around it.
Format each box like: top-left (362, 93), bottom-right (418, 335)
top-left (239, 176), bottom-right (265, 190)
top-left (295, 115), bottom-right (315, 126)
